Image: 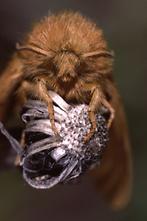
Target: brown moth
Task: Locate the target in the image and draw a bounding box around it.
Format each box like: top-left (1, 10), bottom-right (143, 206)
top-left (0, 11), bottom-right (132, 209)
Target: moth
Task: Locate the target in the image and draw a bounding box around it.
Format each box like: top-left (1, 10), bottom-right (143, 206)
top-left (0, 11), bottom-right (132, 209)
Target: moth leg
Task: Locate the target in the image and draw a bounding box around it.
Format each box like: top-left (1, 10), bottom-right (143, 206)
top-left (37, 80), bottom-right (59, 136)
top-left (84, 87), bottom-right (102, 143)
top-left (83, 110), bottom-right (97, 143)
top-left (102, 99), bottom-right (115, 128)
top-left (14, 131), bottom-right (26, 166)
top-left (18, 80), bottom-right (58, 135)
top-left (14, 81), bottom-right (34, 166)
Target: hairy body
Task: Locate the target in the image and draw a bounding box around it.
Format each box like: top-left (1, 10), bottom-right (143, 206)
top-left (0, 11), bottom-right (132, 209)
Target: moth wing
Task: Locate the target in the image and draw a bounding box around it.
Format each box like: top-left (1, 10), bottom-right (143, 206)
top-left (90, 84), bottom-right (132, 210)
top-left (0, 54), bottom-right (23, 121)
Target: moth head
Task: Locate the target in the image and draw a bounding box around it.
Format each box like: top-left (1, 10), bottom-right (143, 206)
top-left (52, 44), bottom-right (79, 83)
top-left (16, 42), bottom-right (114, 84)
top-left (16, 11), bottom-right (114, 80)
top-left (53, 42), bottom-right (114, 83)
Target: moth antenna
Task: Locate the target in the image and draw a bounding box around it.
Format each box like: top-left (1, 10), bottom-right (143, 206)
top-left (16, 43), bottom-right (54, 57)
top-left (82, 50), bottom-right (114, 58)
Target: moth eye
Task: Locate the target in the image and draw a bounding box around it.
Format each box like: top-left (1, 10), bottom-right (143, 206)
top-left (38, 60), bottom-right (57, 74)
top-left (77, 61), bottom-right (92, 74)
top-left (48, 62), bottom-right (58, 74)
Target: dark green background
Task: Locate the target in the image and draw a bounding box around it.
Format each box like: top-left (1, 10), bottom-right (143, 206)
top-left (0, 0), bottom-right (146, 220)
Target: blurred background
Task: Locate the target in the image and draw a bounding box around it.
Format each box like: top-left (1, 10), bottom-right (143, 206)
top-left (0, 0), bottom-right (146, 220)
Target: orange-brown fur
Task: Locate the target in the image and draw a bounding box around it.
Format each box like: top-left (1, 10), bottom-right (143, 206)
top-left (0, 11), bottom-right (132, 209)
top-left (16, 11), bottom-right (114, 141)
